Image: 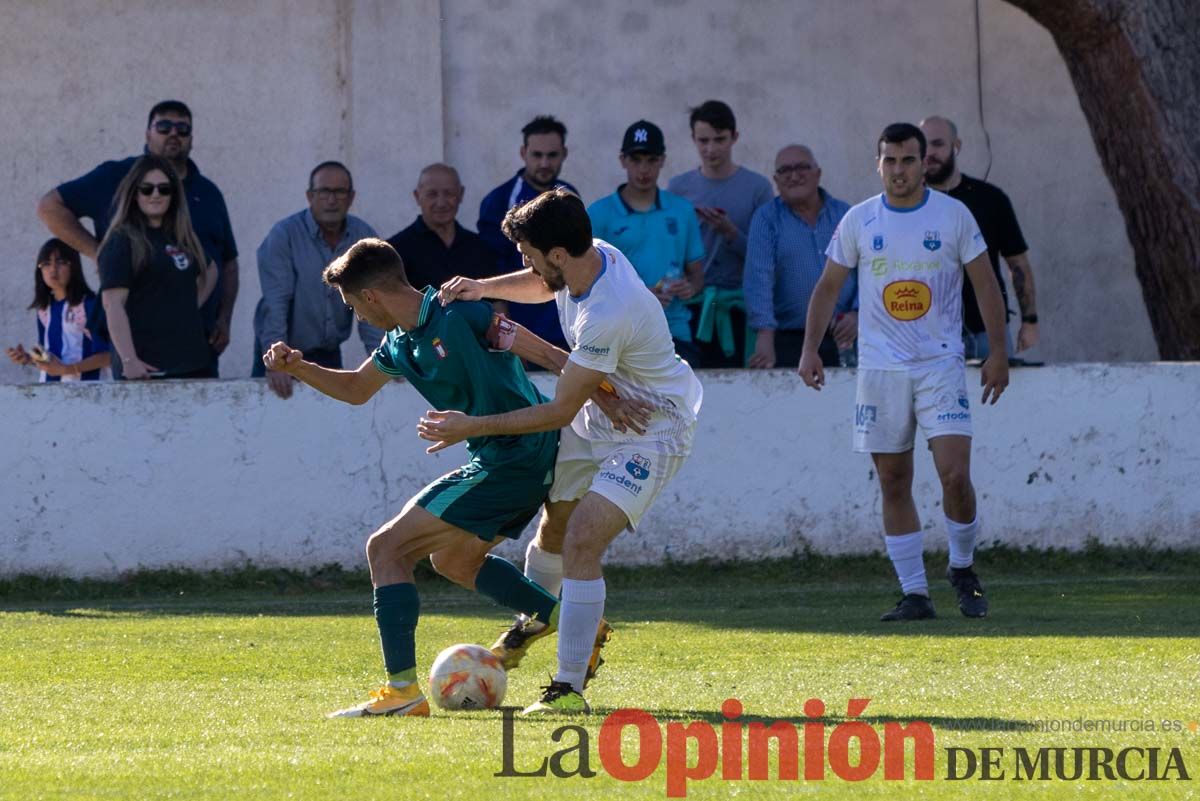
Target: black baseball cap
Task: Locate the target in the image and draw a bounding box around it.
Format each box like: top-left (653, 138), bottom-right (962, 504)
top-left (621, 120), bottom-right (665, 155)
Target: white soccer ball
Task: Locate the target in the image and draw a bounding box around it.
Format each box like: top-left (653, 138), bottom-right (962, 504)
top-left (428, 643), bottom-right (507, 710)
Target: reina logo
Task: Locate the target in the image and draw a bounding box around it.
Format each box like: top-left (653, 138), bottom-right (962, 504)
top-left (883, 281), bottom-right (931, 321)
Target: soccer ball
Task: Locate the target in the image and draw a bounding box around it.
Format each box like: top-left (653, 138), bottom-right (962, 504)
top-left (428, 643), bottom-right (507, 710)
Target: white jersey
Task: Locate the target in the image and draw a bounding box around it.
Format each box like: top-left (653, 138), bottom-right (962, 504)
top-left (827, 189), bottom-right (986, 369)
top-left (557, 239), bottom-right (703, 454)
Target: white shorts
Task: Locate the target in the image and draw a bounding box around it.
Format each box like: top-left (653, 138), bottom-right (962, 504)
top-left (548, 424), bottom-right (691, 530)
top-left (853, 359), bottom-right (972, 453)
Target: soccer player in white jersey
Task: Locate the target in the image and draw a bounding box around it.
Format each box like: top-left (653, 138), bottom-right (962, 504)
top-left (798, 123), bottom-right (1009, 621)
top-left (429, 188), bottom-right (703, 713)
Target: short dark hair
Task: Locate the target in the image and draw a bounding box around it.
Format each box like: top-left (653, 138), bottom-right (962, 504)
top-left (323, 238), bottom-right (409, 295)
top-left (501, 188), bottom-right (592, 258)
top-left (309, 161), bottom-right (354, 191)
top-left (521, 115), bottom-right (567, 146)
top-left (147, 100), bottom-right (192, 128)
top-left (689, 99), bottom-right (736, 133)
top-left (878, 122), bottom-right (927, 160)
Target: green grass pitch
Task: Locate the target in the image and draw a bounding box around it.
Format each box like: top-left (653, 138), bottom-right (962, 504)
top-left (2, 555), bottom-right (1198, 800)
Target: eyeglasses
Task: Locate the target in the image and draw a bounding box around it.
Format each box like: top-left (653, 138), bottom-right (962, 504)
top-left (775, 163), bottom-right (816, 177)
top-left (310, 187), bottom-right (352, 199)
top-left (152, 120), bottom-right (192, 136)
top-left (138, 182), bottom-right (174, 197)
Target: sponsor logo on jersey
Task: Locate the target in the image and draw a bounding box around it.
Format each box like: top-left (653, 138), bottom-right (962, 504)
top-left (164, 244), bottom-right (190, 271)
top-left (872, 234), bottom-right (885, 252)
top-left (923, 230), bottom-right (942, 251)
top-left (626, 454), bottom-right (651, 481)
top-left (432, 337), bottom-right (447, 359)
top-left (579, 343), bottom-right (611, 357)
top-left (883, 281), bottom-right (932, 321)
top-left (871, 257), bottom-right (889, 276)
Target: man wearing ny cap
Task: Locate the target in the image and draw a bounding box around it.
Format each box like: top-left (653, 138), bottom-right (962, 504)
top-left (587, 121), bottom-right (705, 365)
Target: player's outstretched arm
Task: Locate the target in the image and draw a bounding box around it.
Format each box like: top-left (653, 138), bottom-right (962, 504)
top-left (417, 360), bottom-right (605, 453)
top-left (964, 253), bottom-right (1010, 404)
top-left (439, 269), bottom-right (554, 306)
top-left (262, 342), bottom-right (390, 406)
top-left (496, 317), bottom-right (652, 434)
top-left (798, 260), bottom-right (851, 390)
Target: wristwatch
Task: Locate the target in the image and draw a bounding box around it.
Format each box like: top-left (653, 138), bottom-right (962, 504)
top-left (1021, 315), bottom-right (1038, 324)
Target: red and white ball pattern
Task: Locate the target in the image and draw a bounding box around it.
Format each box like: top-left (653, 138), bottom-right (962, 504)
top-left (428, 643), bottom-right (507, 710)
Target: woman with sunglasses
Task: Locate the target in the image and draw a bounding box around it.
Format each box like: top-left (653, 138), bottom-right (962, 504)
top-left (98, 155), bottom-right (217, 379)
top-left (6, 238), bottom-right (112, 381)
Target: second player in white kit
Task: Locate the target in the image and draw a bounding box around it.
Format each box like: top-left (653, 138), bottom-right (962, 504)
top-left (799, 123), bottom-right (1009, 623)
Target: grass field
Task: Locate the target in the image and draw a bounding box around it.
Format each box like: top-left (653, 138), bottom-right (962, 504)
top-left (2, 552), bottom-right (1198, 800)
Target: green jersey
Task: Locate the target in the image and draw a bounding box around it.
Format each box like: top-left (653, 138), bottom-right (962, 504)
top-left (372, 288), bottom-right (554, 467)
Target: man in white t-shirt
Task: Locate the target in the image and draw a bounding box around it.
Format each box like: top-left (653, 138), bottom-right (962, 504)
top-left (430, 189), bottom-right (703, 714)
top-left (798, 123), bottom-right (1009, 622)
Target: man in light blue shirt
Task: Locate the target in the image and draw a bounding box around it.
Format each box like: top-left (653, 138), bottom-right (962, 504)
top-left (588, 120), bottom-right (706, 365)
top-left (745, 145), bottom-right (856, 368)
top-left (253, 161), bottom-right (384, 398)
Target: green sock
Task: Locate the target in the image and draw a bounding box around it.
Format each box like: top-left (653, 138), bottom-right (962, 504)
top-left (373, 583), bottom-right (420, 680)
top-left (474, 554), bottom-right (558, 625)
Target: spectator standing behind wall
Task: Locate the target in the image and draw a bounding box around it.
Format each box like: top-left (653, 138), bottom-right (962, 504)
top-left (98, 156), bottom-right (218, 380)
top-left (587, 120), bottom-right (706, 366)
top-left (7, 239), bottom-right (111, 382)
top-left (920, 116), bottom-right (1040, 360)
top-left (745, 145), bottom-right (856, 369)
top-left (252, 161), bottom-right (385, 399)
top-left (36, 100), bottom-right (239, 376)
top-left (668, 100), bottom-right (773, 367)
top-left (386, 164), bottom-right (499, 292)
top-left (477, 115), bottom-right (578, 354)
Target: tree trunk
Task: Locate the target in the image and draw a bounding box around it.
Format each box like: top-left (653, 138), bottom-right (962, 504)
top-left (1002, 0), bottom-right (1200, 358)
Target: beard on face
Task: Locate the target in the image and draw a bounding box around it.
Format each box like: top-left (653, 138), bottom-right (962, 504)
top-left (539, 265), bottom-right (566, 292)
top-left (925, 149), bottom-right (956, 184)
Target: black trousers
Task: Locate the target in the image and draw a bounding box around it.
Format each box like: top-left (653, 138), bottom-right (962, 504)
top-left (773, 329), bottom-right (840, 368)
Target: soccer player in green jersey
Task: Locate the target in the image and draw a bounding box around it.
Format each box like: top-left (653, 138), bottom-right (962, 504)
top-left (263, 238), bottom-right (646, 718)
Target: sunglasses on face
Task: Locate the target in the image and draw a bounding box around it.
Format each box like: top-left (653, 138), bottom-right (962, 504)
top-left (138, 182), bottom-right (174, 197)
top-left (152, 120), bottom-right (192, 136)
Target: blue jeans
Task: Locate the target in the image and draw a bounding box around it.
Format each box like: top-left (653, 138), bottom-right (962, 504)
top-left (962, 327), bottom-right (1014, 361)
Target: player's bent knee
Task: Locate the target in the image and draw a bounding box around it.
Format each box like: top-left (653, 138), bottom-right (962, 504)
top-left (429, 550), bottom-right (481, 588)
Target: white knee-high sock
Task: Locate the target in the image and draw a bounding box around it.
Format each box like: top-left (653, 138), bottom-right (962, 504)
top-left (885, 531), bottom-right (928, 596)
top-left (524, 541), bottom-right (563, 599)
top-left (555, 577), bottom-right (606, 692)
top-left (946, 514), bottom-right (980, 569)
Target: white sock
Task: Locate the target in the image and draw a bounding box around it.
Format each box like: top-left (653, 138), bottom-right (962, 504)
top-left (555, 577), bottom-right (606, 692)
top-left (524, 541), bottom-right (563, 599)
top-left (885, 531), bottom-right (928, 596)
top-left (946, 514), bottom-right (980, 569)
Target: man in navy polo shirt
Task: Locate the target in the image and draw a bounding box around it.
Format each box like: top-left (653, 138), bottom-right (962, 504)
top-left (36, 100), bottom-right (238, 376)
top-left (478, 115), bottom-right (578, 353)
top-left (587, 120), bottom-right (706, 365)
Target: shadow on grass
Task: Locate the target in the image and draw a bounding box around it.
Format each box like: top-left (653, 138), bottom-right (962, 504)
top-left (3, 546), bottom-right (1199, 639)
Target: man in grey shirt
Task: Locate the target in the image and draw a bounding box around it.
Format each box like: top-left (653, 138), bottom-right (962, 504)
top-left (253, 161), bottom-right (384, 398)
top-left (668, 100), bottom-right (773, 367)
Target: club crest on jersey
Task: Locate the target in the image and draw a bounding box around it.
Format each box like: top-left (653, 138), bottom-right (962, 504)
top-left (923, 230), bottom-right (942, 251)
top-left (872, 234), bottom-right (885, 252)
top-left (432, 337), bottom-right (447, 359)
top-left (164, 245), bottom-right (191, 271)
top-left (626, 454), bottom-right (651, 481)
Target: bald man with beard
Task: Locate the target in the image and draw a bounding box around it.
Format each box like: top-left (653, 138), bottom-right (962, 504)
top-left (920, 116), bottom-right (1040, 359)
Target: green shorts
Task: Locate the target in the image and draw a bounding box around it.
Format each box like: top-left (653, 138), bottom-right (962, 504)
top-left (415, 436), bottom-right (557, 541)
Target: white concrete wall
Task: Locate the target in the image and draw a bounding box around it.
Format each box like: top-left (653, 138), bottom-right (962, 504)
top-left (0, 0), bottom-right (1160, 388)
top-left (3, 365), bottom-right (1197, 578)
